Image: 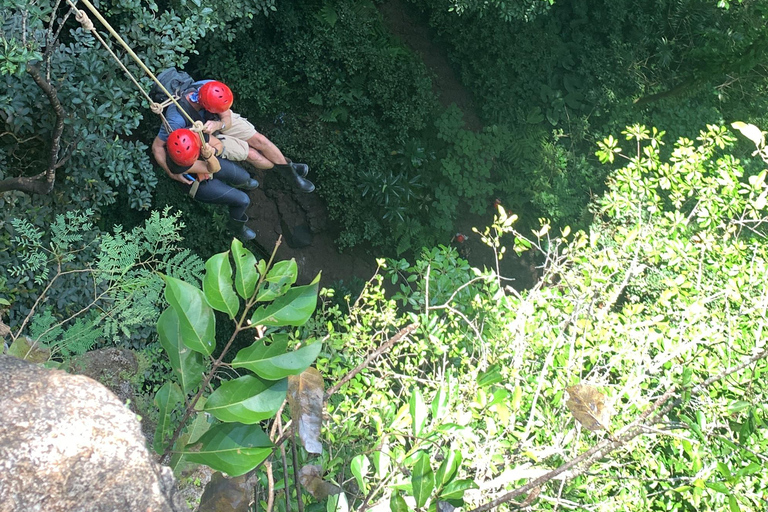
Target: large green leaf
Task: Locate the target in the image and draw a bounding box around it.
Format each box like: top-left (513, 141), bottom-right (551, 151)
top-left (231, 239), bottom-right (259, 300)
top-left (390, 492), bottom-right (410, 512)
top-left (158, 307), bottom-right (206, 393)
top-left (250, 273), bottom-right (320, 327)
top-left (232, 334), bottom-right (322, 380)
top-left (439, 479), bottom-right (478, 502)
top-left (153, 381), bottom-right (183, 454)
top-left (163, 275), bottom-right (215, 356)
top-left (255, 259), bottom-right (297, 302)
top-left (203, 251), bottom-right (240, 319)
top-left (204, 375), bottom-right (287, 424)
top-left (411, 450), bottom-right (435, 508)
top-left (182, 422), bottom-right (273, 477)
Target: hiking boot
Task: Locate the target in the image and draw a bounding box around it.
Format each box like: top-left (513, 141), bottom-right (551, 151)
top-left (229, 215), bottom-right (256, 241)
top-left (235, 178), bottom-right (260, 191)
top-left (292, 162), bottom-right (309, 177)
top-left (277, 159), bottom-right (315, 193)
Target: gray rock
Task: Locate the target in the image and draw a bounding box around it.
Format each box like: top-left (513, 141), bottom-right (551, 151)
top-left (0, 355), bottom-right (185, 512)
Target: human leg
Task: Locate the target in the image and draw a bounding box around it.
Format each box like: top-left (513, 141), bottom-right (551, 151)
top-left (193, 177), bottom-right (256, 240)
top-left (215, 158), bottom-right (259, 190)
top-left (224, 112), bottom-right (314, 192)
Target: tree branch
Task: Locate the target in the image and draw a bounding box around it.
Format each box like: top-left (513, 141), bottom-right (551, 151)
top-left (324, 322), bottom-right (419, 401)
top-left (0, 64), bottom-right (65, 196)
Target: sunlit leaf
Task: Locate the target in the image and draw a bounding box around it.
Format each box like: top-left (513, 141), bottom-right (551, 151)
top-left (182, 422), bottom-right (273, 477)
top-left (255, 259), bottom-right (297, 302)
top-left (435, 449), bottom-right (462, 487)
top-left (231, 239), bottom-right (259, 299)
top-left (299, 464), bottom-right (342, 500)
top-left (158, 308), bottom-right (205, 393)
top-left (731, 121), bottom-right (765, 147)
top-left (250, 274), bottom-right (320, 327)
top-left (351, 454), bottom-right (370, 494)
top-left (390, 492), bottom-right (410, 512)
top-left (439, 479), bottom-right (478, 501)
top-left (288, 367), bottom-right (325, 454)
top-left (372, 446), bottom-right (390, 480)
top-left (432, 383), bottom-right (450, 422)
top-left (163, 275), bottom-right (215, 356)
top-left (327, 490), bottom-right (349, 512)
top-left (565, 383), bottom-right (611, 432)
top-left (233, 334), bottom-right (322, 381)
top-left (410, 386), bottom-right (427, 437)
top-left (204, 375), bottom-right (287, 424)
top-left (203, 251), bottom-right (240, 319)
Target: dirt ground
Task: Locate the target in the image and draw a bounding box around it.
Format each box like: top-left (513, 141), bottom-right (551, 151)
top-left (244, 0), bottom-right (537, 291)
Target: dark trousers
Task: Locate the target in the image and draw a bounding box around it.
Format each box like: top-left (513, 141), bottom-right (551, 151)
top-left (180, 159), bottom-right (251, 221)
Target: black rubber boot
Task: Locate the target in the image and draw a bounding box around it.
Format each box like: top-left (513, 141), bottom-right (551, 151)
top-left (229, 215), bottom-right (256, 241)
top-left (277, 159), bottom-right (315, 193)
top-left (234, 178), bottom-right (260, 191)
top-left (292, 162), bottom-right (309, 177)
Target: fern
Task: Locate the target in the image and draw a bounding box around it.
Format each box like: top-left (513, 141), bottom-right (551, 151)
top-left (316, 4), bottom-right (338, 28)
top-left (8, 207), bottom-right (204, 353)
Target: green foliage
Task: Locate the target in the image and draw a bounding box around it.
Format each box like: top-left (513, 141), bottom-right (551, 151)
top-left (438, 0), bottom-right (554, 21)
top-left (154, 239), bottom-right (322, 477)
top-left (2, 207), bottom-right (203, 355)
top-left (307, 124), bottom-right (768, 511)
top-left (197, 0), bottom-right (444, 252)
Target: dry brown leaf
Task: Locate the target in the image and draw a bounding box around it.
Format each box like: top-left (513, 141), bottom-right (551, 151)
top-left (299, 464), bottom-right (342, 500)
top-left (565, 383), bottom-right (611, 432)
top-left (287, 367), bottom-right (325, 454)
top-left (198, 471), bottom-right (257, 512)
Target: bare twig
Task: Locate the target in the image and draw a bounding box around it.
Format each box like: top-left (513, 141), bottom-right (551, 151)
top-left (291, 431), bottom-right (304, 512)
top-left (324, 322), bottom-right (418, 401)
top-left (279, 414), bottom-right (291, 512)
top-left (266, 459), bottom-right (276, 512)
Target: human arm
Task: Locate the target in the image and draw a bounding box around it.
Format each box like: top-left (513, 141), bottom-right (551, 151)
top-left (152, 136), bottom-right (194, 185)
top-left (203, 109), bottom-right (233, 134)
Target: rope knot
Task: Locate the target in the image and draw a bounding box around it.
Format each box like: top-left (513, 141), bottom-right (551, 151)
top-left (150, 102), bottom-right (164, 114)
top-left (75, 10), bottom-right (95, 31)
top-left (191, 121), bottom-right (205, 133)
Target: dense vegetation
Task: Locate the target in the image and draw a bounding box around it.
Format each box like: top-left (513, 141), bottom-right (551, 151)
top-left (2, 0), bottom-right (768, 511)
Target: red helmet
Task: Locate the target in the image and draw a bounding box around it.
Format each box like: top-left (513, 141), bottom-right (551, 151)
top-left (167, 128), bottom-right (201, 167)
top-left (198, 81), bottom-right (233, 113)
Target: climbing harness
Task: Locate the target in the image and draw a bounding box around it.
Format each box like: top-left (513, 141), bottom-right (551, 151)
top-left (65, 0), bottom-right (220, 173)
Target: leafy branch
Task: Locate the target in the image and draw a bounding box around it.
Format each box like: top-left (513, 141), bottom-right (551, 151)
top-left (467, 346), bottom-right (768, 511)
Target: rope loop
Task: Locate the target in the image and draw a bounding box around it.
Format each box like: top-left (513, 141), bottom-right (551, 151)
top-left (191, 120), bottom-right (205, 134)
top-left (75, 9), bottom-right (95, 31)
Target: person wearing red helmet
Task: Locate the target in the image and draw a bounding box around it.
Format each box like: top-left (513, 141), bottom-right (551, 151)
top-left (152, 78), bottom-right (315, 193)
top-left (156, 128), bottom-right (260, 241)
